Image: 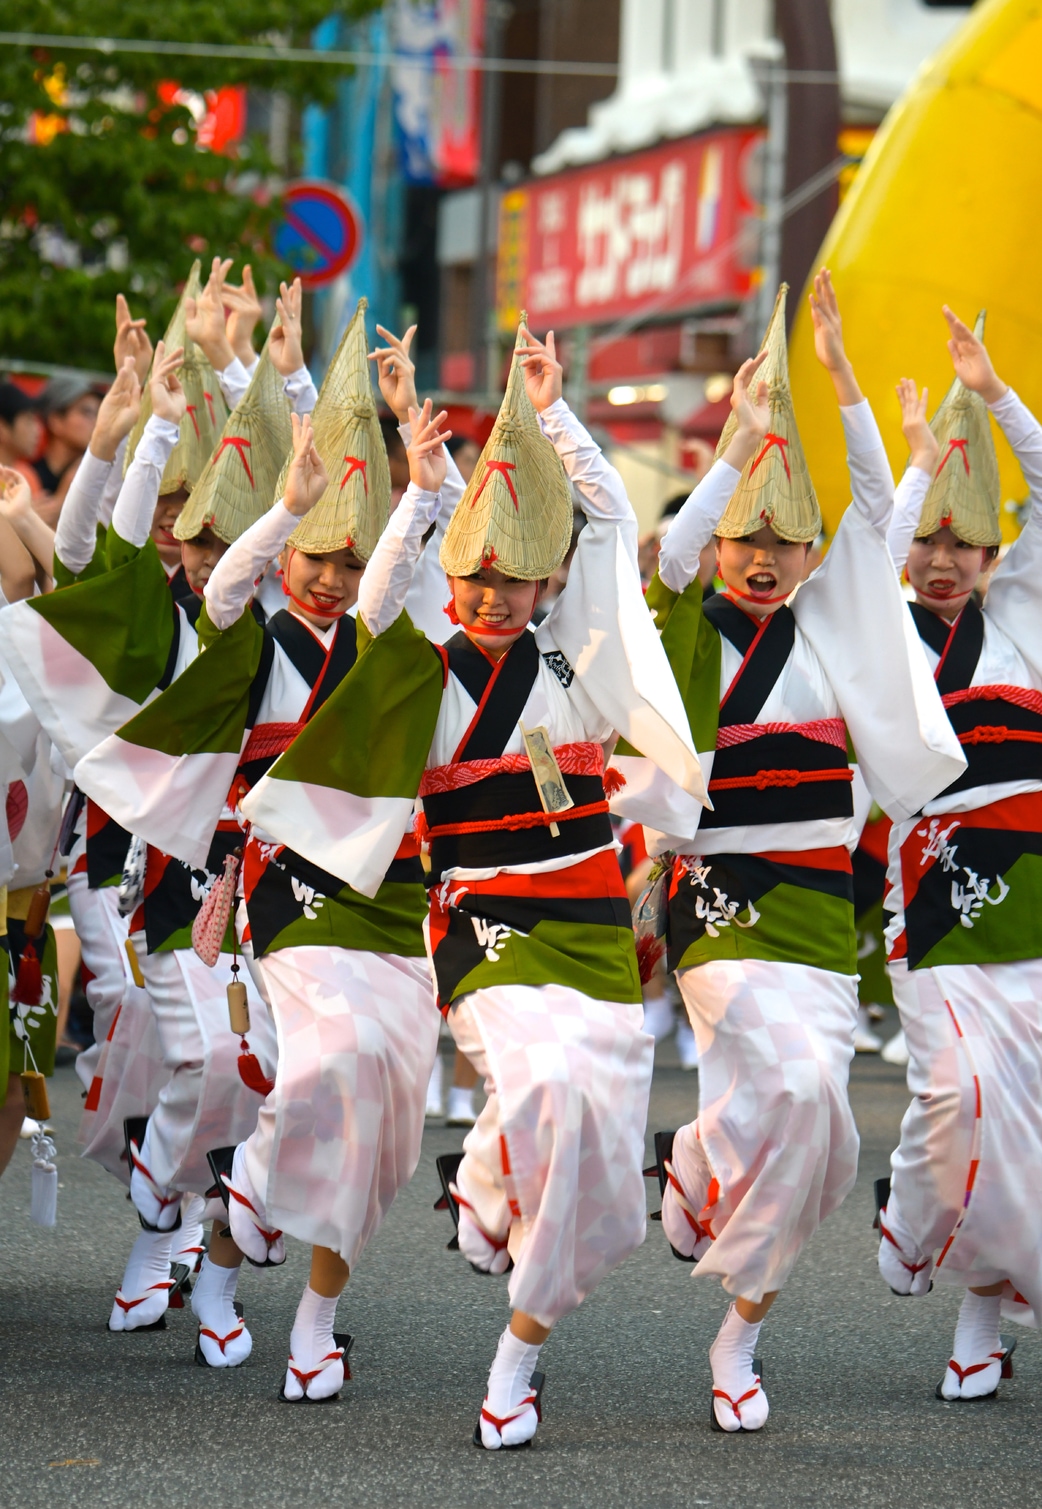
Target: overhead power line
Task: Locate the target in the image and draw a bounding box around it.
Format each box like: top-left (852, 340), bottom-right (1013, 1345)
top-left (0, 31), bottom-right (847, 83)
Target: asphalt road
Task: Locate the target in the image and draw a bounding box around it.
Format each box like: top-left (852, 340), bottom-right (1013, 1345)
top-left (1, 1024), bottom-right (1039, 1509)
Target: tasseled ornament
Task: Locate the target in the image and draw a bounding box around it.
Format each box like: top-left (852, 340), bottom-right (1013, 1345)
top-left (12, 942), bottom-right (43, 1005)
top-left (13, 881), bottom-right (51, 1004)
top-left (635, 932), bottom-right (666, 986)
top-left (603, 766), bottom-right (627, 797)
top-left (237, 1039), bottom-right (274, 1098)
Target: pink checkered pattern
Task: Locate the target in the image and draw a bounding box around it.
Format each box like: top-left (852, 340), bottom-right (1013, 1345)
top-left (888, 958), bottom-right (1042, 1326)
top-left (670, 959), bottom-right (860, 1303)
top-left (66, 871), bottom-right (128, 1055)
top-left (138, 945), bottom-right (277, 1195)
top-left (448, 983), bottom-right (654, 1329)
top-left (242, 946), bottom-right (439, 1264)
top-left (78, 984), bottom-right (167, 1185)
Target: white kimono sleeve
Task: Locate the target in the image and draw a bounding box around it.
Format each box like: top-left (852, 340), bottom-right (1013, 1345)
top-left (981, 388), bottom-right (1042, 682)
top-left (793, 402), bottom-right (965, 820)
top-left (110, 417), bottom-right (180, 548)
top-left (204, 499), bottom-right (298, 630)
top-left (539, 399), bottom-right (706, 807)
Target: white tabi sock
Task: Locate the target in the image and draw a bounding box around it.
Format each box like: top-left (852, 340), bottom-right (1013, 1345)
top-left (109, 1227), bottom-right (176, 1331)
top-left (129, 1123), bottom-right (181, 1231)
top-left (709, 1304), bottom-right (769, 1432)
top-left (191, 1257), bottom-right (251, 1367)
top-left (173, 1194), bottom-right (206, 1273)
top-left (446, 1084), bottom-right (477, 1126)
top-left (425, 1054), bottom-right (444, 1117)
top-left (480, 1327), bottom-right (542, 1449)
top-left (226, 1142), bottom-right (284, 1266)
top-left (283, 1285), bottom-right (344, 1401)
top-left (941, 1289), bottom-right (1004, 1400)
top-left (877, 1194), bottom-right (933, 1296)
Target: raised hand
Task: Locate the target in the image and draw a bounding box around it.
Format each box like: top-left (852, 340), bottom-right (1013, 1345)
top-left (406, 399), bottom-right (451, 493)
top-left (223, 264), bottom-right (263, 367)
top-left (368, 323), bottom-right (418, 422)
top-left (114, 294), bottom-right (153, 385)
top-left (0, 465), bottom-right (32, 520)
top-left (809, 268), bottom-right (862, 406)
top-left (896, 378), bottom-right (938, 475)
top-left (269, 278), bottom-right (305, 377)
top-left (943, 306), bottom-right (1007, 404)
top-left (91, 356), bottom-right (142, 461)
top-left (150, 340), bottom-right (187, 427)
top-left (720, 351), bottom-right (769, 473)
top-left (516, 327), bottom-right (563, 413)
top-left (185, 257), bottom-right (234, 370)
top-left (283, 413), bottom-right (329, 516)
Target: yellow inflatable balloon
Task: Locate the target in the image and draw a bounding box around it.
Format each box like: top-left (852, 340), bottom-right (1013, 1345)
top-left (790, 0), bottom-right (1042, 540)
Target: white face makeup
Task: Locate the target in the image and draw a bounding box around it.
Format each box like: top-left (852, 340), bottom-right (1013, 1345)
top-left (905, 527), bottom-right (994, 621)
top-left (449, 567), bottom-right (544, 658)
top-left (283, 545), bottom-right (364, 629)
top-left (716, 524), bottom-right (810, 618)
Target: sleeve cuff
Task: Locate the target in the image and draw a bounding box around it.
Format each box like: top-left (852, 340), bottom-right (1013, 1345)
top-left (78, 448), bottom-right (114, 486)
top-left (269, 499), bottom-right (303, 547)
top-left (839, 398), bottom-right (884, 456)
top-left (988, 387), bottom-right (1019, 421)
top-left (136, 414), bottom-right (180, 467)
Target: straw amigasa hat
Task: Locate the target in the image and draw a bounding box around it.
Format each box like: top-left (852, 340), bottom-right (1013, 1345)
top-left (174, 341), bottom-right (292, 545)
top-left (124, 259), bottom-right (230, 495)
top-left (440, 316), bottom-right (573, 580)
top-left (915, 312), bottom-right (1000, 547)
top-left (714, 284), bottom-right (820, 544)
top-left (281, 297), bottom-right (389, 559)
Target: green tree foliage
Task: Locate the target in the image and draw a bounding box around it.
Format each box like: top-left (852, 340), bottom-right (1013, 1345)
top-left (0, 3), bottom-right (373, 368)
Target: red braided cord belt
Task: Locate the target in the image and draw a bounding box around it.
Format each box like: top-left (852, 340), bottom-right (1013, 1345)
top-left (958, 727), bottom-right (1042, 746)
top-left (708, 767), bottom-right (854, 793)
top-left (423, 798), bottom-right (610, 840)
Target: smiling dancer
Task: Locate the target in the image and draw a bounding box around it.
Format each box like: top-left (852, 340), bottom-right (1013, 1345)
top-left (240, 318), bottom-right (703, 1446)
top-left (0, 291), bottom-right (302, 1352)
top-left (77, 302), bottom-right (454, 1399)
top-left (637, 274), bottom-right (963, 1432)
top-left (878, 309), bottom-right (1042, 1400)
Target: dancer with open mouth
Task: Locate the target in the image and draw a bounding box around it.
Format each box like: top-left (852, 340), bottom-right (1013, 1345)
top-left (880, 308), bottom-right (1042, 1400)
top-left (238, 315), bottom-right (704, 1446)
top-left (624, 271), bottom-right (962, 1432)
top-left (75, 300), bottom-right (461, 1399)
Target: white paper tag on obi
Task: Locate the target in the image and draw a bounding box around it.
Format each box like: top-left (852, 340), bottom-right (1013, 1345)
top-left (519, 723), bottom-right (574, 836)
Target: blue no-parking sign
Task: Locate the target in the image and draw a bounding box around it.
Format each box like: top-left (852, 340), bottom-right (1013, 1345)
top-left (272, 180), bottom-right (363, 288)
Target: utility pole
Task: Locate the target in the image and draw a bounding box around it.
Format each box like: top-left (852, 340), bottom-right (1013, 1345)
top-left (752, 47), bottom-right (788, 342)
top-left (472, 0), bottom-right (509, 399)
top-left (774, 0), bottom-right (841, 329)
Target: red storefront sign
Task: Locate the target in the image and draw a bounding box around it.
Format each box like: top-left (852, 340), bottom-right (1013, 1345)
top-left (497, 126), bottom-right (764, 333)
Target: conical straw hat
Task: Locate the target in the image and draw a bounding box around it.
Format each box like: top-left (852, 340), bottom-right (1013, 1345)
top-left (174, 339), bottom-right (292, 545)
top-left (915, 312), bottom-right (1000, 547)
top-left (440, 317), bottom-right (573, 580)
top-left (123, 259), bottom-right (229, 495)
top-left (714, 285), bottom-right (820, 543)
top-left (283, 298), bottom-right (389, 560)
